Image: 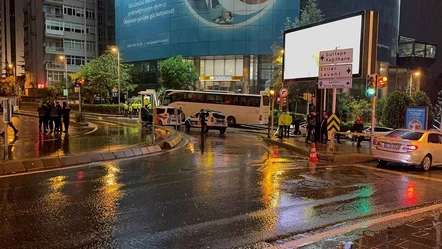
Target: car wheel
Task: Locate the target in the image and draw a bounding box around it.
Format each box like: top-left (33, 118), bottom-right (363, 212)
top-left (185, 122), bottom-right (191, 132)
top-left (419, 155), bottom-right (432, 171)
top-left (227, 116), bottom-right (236, 127)
top-left (220, 128), bottom-right (226, 134)
top-left (377, 160), bottom-right (388, 168)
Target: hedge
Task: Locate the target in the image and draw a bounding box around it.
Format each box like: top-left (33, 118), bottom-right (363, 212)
top-left (69, 104), bottom-right (123, 115)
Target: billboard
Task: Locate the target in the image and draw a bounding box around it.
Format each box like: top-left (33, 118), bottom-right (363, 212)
top-left (283, 12), bottom-right (364, 81)
top-left (115, 0), bottom-right (300, 62)
top-left (406, 107), bottom-right (428, 130)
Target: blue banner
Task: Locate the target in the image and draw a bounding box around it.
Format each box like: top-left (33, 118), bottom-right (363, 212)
top-left (115, 0), bottom-right (300, 62)
top-left (405, 107), bottom-right (428, 130)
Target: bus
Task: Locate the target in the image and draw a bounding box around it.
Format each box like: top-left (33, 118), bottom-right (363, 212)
top-left (162, 90), bottom-right (270, 126)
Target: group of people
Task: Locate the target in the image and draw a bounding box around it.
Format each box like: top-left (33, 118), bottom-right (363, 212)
top-left (305, 110), bottom-right (365, 147)
top-left (37, 101), bottom-right (71, 133)
top-left (277, 112), bottom-right (293, 138)
top-left (123, 102), bottom-right (143, 118)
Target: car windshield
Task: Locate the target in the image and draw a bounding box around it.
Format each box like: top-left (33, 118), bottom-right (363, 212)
top-left (212, 112), bottom-right (225, 119)
top-left (386, 130), bottom-right (424, 141)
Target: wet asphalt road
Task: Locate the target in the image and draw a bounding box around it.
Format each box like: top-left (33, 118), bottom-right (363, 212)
top-left (0, 114), bottom-right (149, 160)
top-left (4, 131), bottom-right (442, 248)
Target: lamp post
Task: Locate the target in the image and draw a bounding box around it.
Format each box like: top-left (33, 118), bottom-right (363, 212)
top-left (409, 71), bottom-right (421, 97)
top-left (111, 46), bottom-right (121, 114)
top-left (58, 55), bottom-right (68, 101)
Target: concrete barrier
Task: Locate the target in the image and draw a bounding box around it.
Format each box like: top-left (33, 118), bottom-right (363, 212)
top-left (132, 148), bottom-right (143, 156)
top-left (60, 156), bottom-right (78, 167)
top-left (101, 152), bottom-right (115, 160)
top-left (75, 155), bottom-right (92, 164)
top-left (2, 161), bottom-right (26, 174)
top-left (23, 160), bottom-right (45, 172)
top-left (89, 153), bottom-right (104, 162)
top-left (123, 149), bottom-right (135, 158)
top-left (42, 158), bottom-right (62, 169)
top-left (140, 147), bottom-right (150, 155)
top-left (113, 151), bottom-right (126, 159)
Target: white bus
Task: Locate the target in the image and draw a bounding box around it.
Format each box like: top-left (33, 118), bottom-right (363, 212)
top-left (162, 90), bottom-right (270, 126)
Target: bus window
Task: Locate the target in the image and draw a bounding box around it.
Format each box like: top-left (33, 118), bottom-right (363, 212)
top-left (247, 96), bottom-right (260, 107)
top-left (225, 95), bottom-right (233, 105)
top-left (263, 96), bottom-right (270, 106)
top-left (171, 92), bottom-right (186, 103)
top-left (206, 94), bottom-right (224, 104)
top-left (233, 96), bottom-right (247, 106)
top-left (187, 93), bottom-right (204, 102)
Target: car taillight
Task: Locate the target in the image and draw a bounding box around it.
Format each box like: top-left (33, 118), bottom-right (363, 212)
top-left (211, 117), bottom-right (214, 122)
top-left (406, 144), bottom-right (418, 152)
top-left (259, 115), bottom-right (262, 121)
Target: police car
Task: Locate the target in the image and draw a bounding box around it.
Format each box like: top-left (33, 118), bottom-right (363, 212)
top-left (184, 110), bottom-right (228, 134)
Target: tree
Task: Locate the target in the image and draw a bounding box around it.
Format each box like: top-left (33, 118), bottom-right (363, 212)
top-left (383, 91), bottom-right (412, 129)
top-left (376, 97), bottom-right (387, 125)
top-left (0, 76), bottom-right (15, 96)
top-left (76, 50), bottom-right (136, 102)
top-left (159, 55), bottom-right (199, 90)
top-left (412, 91), bottom-right (434, 127)
top-left (434, 90), bottom-right (442, 121)
top-left (285, 0), bottom-right (324, 29)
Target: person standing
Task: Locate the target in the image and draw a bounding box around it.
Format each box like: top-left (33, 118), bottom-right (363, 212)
top-left (0, 104), bottom-right (18, 136)
top-left (49, 102), bottom-right (58, 133)
top-left (45, 101), bottom-right (51, 131)
top-left (55, 102), bottom-right (62, 132)
top-left (321, 112), bottom-right (329, 144)
top-left (278, 112), bottom-right (285, 138)
top-left (37, 104), bottom-right (47, 133)
top-left (305, 110), bottom-right (316, 144)
top-left (199, 109), bottom-right (207, 133)
top-left (354, 116), bottom-right (364, 148)
top-left (285, 112), bottom-right (293, 137)
top-left (62, 101), bottom-right (71, 133)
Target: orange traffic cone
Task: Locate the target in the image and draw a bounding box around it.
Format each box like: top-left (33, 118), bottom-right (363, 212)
top-left (309, 143), bottom-right (319, 162)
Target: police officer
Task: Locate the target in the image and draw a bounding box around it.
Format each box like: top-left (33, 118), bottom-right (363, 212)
top-left (199, 109), bottom-right (207, 134)
top-left (285, 112), bottom-right (293, 137)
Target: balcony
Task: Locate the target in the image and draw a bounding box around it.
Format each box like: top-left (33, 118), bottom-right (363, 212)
top-left (45, 46), bottom-right (64, 54)
top-left (46, 63), bottom-right (65, 70)
top-left (45, 12), bottom-right (63, 19)
top-left (44, 0), bottom-right (63, 5)
top-left (45, 29), bottom-right (64, 38)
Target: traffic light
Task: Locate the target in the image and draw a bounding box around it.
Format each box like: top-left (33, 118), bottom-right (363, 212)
top-left (277, 97), bottom-right (281, 104)
top-left (366, 74), bottom-right (377, 97)
top-left (269, 86), bottom-right (275, 97)
top-left (377, 76), bottom-right (388, 89)
top-left (283, 97), bottom-right (287, 105)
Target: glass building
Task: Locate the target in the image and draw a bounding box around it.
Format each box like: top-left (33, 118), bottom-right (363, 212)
top-left (116, 0), bottom-right (300, 94)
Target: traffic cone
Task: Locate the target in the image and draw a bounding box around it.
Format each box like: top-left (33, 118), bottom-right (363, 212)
top-left (309, 143), bottom-right (319, 162)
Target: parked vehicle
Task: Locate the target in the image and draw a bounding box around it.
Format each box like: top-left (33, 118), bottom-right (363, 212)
top-left (372, 129), bottom-right (442, 171)
top-left (185, 110), bottom-right (228, 134)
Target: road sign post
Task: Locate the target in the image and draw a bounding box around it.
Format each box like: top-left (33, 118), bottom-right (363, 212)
top-left (319, 48), bottom-right (353, 150)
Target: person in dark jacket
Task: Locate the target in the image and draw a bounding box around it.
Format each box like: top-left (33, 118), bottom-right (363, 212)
top-left (0, 105), bottom-right (18, 136)
top-left (37, 104), bottom-right (47, 132)
top-left (199, 109), bottom-right (207, 133)
top-left (353, 116), bottom-right (364, 147)
top-left (321, 112), bottom-right (329, 144)
top-left (49, 102), bottom-right (58, 133)
top-left (62, 101), bottom-right (71, 133)
top-left (305, 110), bottom-right (316, 144)
top-left (45, 101), bottom-right (51, 131)
top-left (55, 102), bottom-right (62, 132)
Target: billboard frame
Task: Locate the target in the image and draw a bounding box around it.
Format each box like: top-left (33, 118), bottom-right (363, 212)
top-left (282, 11), bottom-right (374, 82)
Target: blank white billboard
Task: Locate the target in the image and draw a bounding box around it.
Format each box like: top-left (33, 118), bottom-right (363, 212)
top-left (283, 14), bottom-right (363, 81)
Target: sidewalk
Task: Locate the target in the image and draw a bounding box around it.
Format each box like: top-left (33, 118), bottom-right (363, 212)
top-left (263, 136), bottom-right (373, 163)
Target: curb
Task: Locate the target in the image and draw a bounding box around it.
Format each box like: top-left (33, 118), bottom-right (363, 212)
top-left (0, 127), bottom-right (185, 177)
top-left (263, 138), bottom-right (374, 163)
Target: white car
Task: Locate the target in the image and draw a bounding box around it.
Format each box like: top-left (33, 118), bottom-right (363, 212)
top-left (184, 110), bottom-right (228, 134)
top-left (372, 129), bottom-right (442, 171)
top-left (155, 106), bottom-right (182, 126)
top-left (291, 123), bottom-right (307, 136)
top-left (347, 126), bottom-right (394, 140)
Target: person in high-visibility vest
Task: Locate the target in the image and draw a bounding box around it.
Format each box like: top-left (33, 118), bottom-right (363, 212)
top-left (278, 112), bottom-right (286, 138)
top-left (123, 102), bottom-right (129, 116)
top-left (285, 112), bottom-right (293, 137)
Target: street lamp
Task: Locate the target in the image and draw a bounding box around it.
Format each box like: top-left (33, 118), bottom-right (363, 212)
top-left (58, 55), bottom-right (68, 101)
top-left (111, 46), bottom-right (121, 114)
top-left (409, 71), bottom-right (422, 97)
top-left (8, 63), bottom-right (18, 107)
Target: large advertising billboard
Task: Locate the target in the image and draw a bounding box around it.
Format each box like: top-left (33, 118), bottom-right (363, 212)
top-left (283, 12), bottom-right (364, 81)
top-left (116, 0), bottom-right (300, 62)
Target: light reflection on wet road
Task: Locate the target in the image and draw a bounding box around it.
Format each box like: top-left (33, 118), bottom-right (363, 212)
top-left (3, 132), bottom-right (442, 248)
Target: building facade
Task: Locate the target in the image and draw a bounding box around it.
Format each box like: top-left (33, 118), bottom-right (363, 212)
top-left (1, 0), bottom-right (25, 78)
top-left (116, 0), bottom-right (300, 94)
top-left (22, 0), bottom-right (115, 95)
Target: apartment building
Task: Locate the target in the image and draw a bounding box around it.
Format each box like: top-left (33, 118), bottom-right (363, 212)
top-left (23, 0), bottom-right (115, 95)
top-left (1, 0), bottom-right (25, 78)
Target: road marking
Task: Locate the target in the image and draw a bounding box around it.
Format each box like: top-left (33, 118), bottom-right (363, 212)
top-left (84, 122), bottom-right (98, 135)
top-left (268, 202), bottom-right (442, 249)
top-left (352, 164), bottom-right (442, 183)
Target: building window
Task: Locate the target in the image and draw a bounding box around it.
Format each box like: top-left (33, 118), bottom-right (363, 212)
top-left (66, 55), bottom-right (86, 66)
top-left (46, 20), bottom-right (63, 31)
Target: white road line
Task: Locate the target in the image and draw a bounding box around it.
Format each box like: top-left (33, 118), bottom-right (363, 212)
top-left (269, 203), bottom-right (442, 249)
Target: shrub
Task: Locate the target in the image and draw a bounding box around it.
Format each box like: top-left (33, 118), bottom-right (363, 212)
top-left (412, 91), bottom-right (434, 128)
top-left (383, 91), bottom-right (412, 129)
top-left (69, 104), bottom-right (122, 115)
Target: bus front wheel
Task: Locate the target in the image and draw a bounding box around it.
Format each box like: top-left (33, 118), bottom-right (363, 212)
top-left (227, 116), bottom-right (236, 127)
